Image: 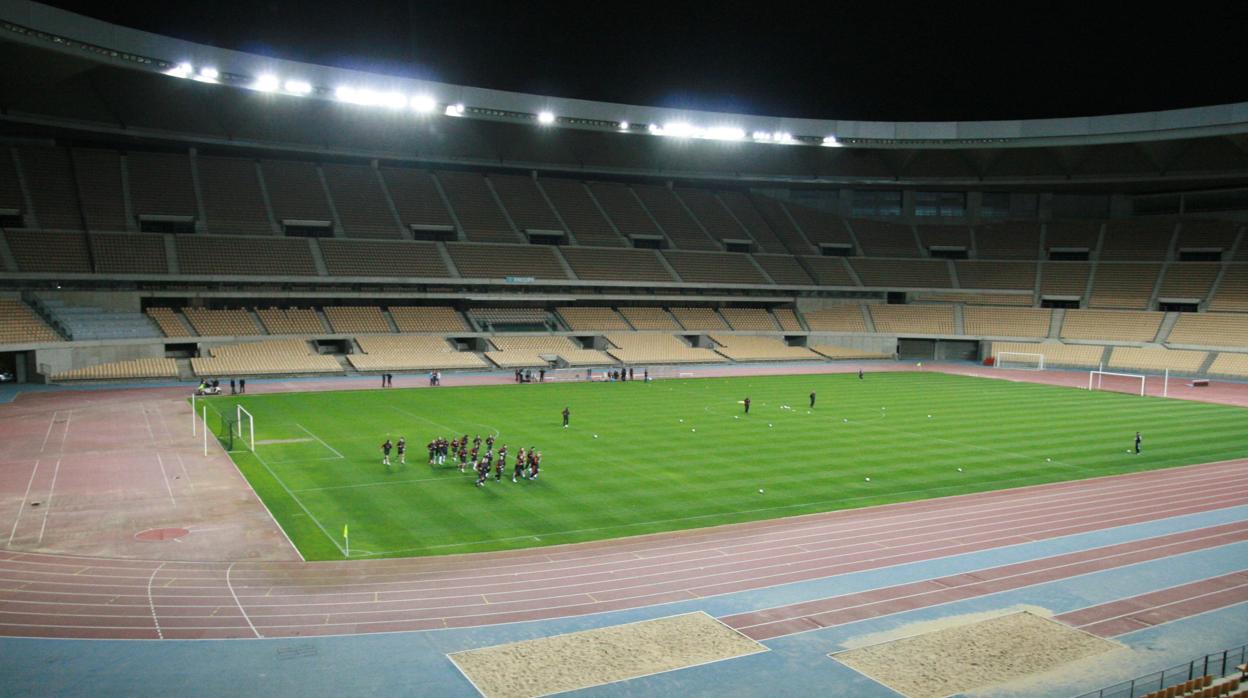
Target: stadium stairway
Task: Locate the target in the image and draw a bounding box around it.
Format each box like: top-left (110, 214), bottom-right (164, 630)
top-left (1154, 312), bottom-right (1180, 343)
top-left (175, 358), bottom-right (195, 381)
top-left (381, 309), bottom-right (401, 333)
top-left (1198, 352), bottom-right (1219, 375)
top-left (1048, 308), bottom-right (1064, 338)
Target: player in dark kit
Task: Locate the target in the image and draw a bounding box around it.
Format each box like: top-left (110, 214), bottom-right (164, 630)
top-left (473, 434), bottom-right (482, 450)
top-left (809, 391), bottom-right (816, 408)
top-left (427, 439), bottom-right (437, 464)
top-left (744, 397), bottom-right (751, 414)
top-left (530, 450), bottom-right (541, 480)
top-left (562, 406), bottom-right (570, 427)
top-left (1134, 431), bottom-right (1142, 454)
top-left (381, 439), bottom-right (393, 467)
top-left (485, 435), bottom-right (495, 450)
top-left (475, 458), bottom-right (488, 487)
top-left (458, 445), bottom-right (468, 472)
top-left (396, 437), bottom-right (406, 465)
top-left (514, 447), bottom-right (526, 482)
top-left (494, 450), bottom-right (505, 481)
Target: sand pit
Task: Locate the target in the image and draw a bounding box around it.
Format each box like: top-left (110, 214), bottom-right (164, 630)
top-left (831, 611), bottom-right (1118, 698)
top-left (448, 611), bottom-right (766, 698)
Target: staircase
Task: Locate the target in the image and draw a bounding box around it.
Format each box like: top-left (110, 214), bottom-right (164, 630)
top-left (175, 358), bottom-right (195, 381)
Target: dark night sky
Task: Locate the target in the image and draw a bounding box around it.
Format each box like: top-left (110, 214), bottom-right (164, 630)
top-left (42, 0), bottom-right (1248, 122)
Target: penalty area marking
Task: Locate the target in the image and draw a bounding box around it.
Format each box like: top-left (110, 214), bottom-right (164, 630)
top-left (294, 424), bottom-right (344, 460)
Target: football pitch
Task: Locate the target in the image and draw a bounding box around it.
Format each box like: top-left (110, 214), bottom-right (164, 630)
top-left (201, 371), bottom-right (1248, 561)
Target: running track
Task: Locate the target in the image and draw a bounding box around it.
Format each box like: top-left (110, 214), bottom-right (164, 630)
top-left (1, 457), bottom-right (1244, 640)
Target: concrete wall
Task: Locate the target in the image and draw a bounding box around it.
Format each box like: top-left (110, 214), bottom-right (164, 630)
top-left (808, 333), bottom-right (897, 355)
top-left (38, 291), bottom-right (143, 312)
top-left (34, 341), bottom-right (165, 376)
top-left (795, 298), bottom-right (880, 312)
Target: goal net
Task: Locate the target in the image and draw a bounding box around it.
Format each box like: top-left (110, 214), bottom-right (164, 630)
top-left (235, 405), bottom-right (256, 452)
top-left (996, 352), bottom-right (1045, 371)
top-left (1088, 370), bottom-right (1146, 396)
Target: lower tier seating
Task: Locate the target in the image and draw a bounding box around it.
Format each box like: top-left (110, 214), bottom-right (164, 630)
top-left (486, 336), bottom-right (613, 367)
top-left (990, 342), bottom-right (1105, 368)
top-left (708, 334), bottom-right (820, 361)
top-left (720, 307), bottom-right (779, 331)
top-left (192, 339), bottom-right (340, 376)
top-left (146, 307), bottom-right (194, 337)
top-left (1061, 310), bottom-right (1163, 343)
top-left (324, 306), bottom-right (392, 334)
top-left (1107, 347), bottom-right (1208, 374)
top-left (802, 305), bottom-right (868, 332)
top-left (389, 306), bottom-right (470, 333)
top-left (256, 308), bottom-right (327, 335)
top-left (1207, 352), bottom-right (1248, 378)
top-left (183, 308), bottom-right (264, 337)
top-left (0, 299), bottom-right (62, 345)
top-left (604, 334), bottom-right (726, 364)
top-left (619, 307), bottom-right (680, 330)
top-left (557, 307), bottom-right (631, 331)
top-left (1167, 313), bottom-right (1248, 347)
top-left (52, 358), bottom-right (178, 381)
top-left (809, 345), bottom-right (893, 360)
top-left (350, 336), bottom-right (487, 371)
top-left (670, 307), bottom-right (728, 330)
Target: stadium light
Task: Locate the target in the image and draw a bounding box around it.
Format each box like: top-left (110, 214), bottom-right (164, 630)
top-left (198, 67), bottom-right (219, 80)
top-left (284, 79), bottom-right (312, 95)
top-left (445, 103), bottom-right (465, 117)
top-left (537, 111), bottom-right (556, 125)
top-left (378, 91), bottom-right (406, 109)
top-left (705, 126), bottom-right (745, 141)
top-left (410, 95), bottom-right (437, 113)
top-left (822, 136), bottom-right (842, 147)
top-left (165, 62), bottom-right (193, 78)
top-left (618, 121), bottom-right (629, 131)
top-left (252, 74), bottom-right (280, 92)
top-left (661, 121), bottom-right (696, 138)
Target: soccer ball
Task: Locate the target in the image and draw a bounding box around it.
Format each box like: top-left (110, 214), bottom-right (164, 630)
top-left (1046, 458), bottom-right (1051, 462)
top-left (692, 428), bottom-right (696, 432)
top-left (593, 434), bottom-right (598, 438)
top-left (957, 467), bottom-right (963, 472)
top-left (843, 418), bottom-right (848, 423)
top-left (768, 423), bottom-right (773, 427)
top-left (865, 477), bottom-right (871, 482)
top-left (928, 415), bottom-right (932, 418)
top-left (758, 489), bottom-right (764, 494)
top-left (679, 419), bottom-right (684, 423)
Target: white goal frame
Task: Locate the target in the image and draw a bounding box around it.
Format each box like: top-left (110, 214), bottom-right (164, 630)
top-left (1088, 370), bottom-right (1146, 396)
top-left (236, 405), bottom-right (256, 452)
top-left (996, 352), bottom-right (1045, 370)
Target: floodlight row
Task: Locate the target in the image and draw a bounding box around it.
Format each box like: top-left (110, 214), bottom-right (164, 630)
top-left (160, 61), bottom-right (843, 147)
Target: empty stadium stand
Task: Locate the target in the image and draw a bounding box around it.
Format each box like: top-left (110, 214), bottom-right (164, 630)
top-left (557, 307), bottom-right (631, 331)
top-left (1100, 219), bottom-right (1175, 260)
top-left (851, 258), bottom-right (952, 288)
top-left (1167, 313), bottom-right (1248, 347)
top-left (183, 308), bottom-right (264, 337)
top-left (0, 298), bottom-right (62, 344)
top-left (146, 307), bottom-right (193, 337)
top-left (587, 182), bottom-right (665, 241)
top-left (1088, 263), bottom-right (1162, 309)
top-left (976, 222), bottom-right (1041, 259)
top-left (1045, 221), bottom-right (1101, 252)
top-left (1060, 309), bottom-right (1164, 342)
top-left (0, 147), bottom-right (24, 218)
top-left (322, 163), bottom-right (401, 238)
top-left (869, 305), bottom-right (956, 334)
top-left (324, 306), bottom-right (392, 334)
top-left (633, 184), bottom-right (717, 250)
top-left (350, 335), bottom-right (487, 371)
top-left (955, 261), bottom-right (1037, 290)
top-left (446, 242), bottom-right (570, 280)
top-left (389, 306), bottom-right (470, 333)
top-left (176, 235), bottom-right (319, 275)
top-left (71, 148), bottom-right (127, 231)
top-left (675, 188), bottom-right (750, 247)
top-left (1207, 351), bottom-right (1248, 378)
top-left (809, 344), bottom-right (893, 360)
top-left (720, 307), bottom-right (779, 331)
top-left (618, 307), bottom-right (680, 330)
top-left (197, 155), bottom-right (273, 235)
top-left (915, 224), bottom-right (972, 252)
top-left (1208, 266), bottom-right (1248, 312)
top-left (39, 299), bottom-right (162, 341)
top-left (261, 159), bottom-right (334, 227)
top-left (852, 220), bottom-right (920, 257)
top-left (318, 239), bottom-right (450, 277)
top-left (487, 336), bottom-right (613, 367)
top-left (753, 254), bottom-right (814, 285)
top-left (469, 308), bottom-right (552, 331)
top-left (1039, 262), bottom-right (1092, 297)
top-left (709, 334), bottom-right (819, 361)
top-left (192, 339), bottom-right (340, 376)
top-left (604, 333), bottom-right (726, 364)
top-left (1108, 346), bottom-right (1208, 374)
top-left (17, 146), bottom-right (83, 230)
top-left (663, 250), bottom-right (769, 284)
top-left (798, 257), bottom-right (857, 286)
top-left (782, 200), bottom-right (853, 248)
top-left (256, 307), bottom-right (327, 335)
top-left (717, 191), bottom-right (787, 252)
top-left (802, 305), bottom-right (868, 333)
top-left (911, 293), bottom-right (1033, 306)
top-left (379, 167), bottom-right (456, 235)
top-left (962, 307), bottom-right (1053, 338)
top-left (1176, 219), bottom-right (1239, 253)
top-left (490, 174), bottom-right (564, 236)
top-left (126, 150), bottom-right (197, 220)
top-left (436, 171), bottom-right (519, 243)
top-left (749, 195), bottom-right (815, 254)
top-left (89, 232), bottom-right (169, 274)
top-left (538, 178), bottom-right (624, 247)
top-left (559, 246), bottom-right (675, 282)
top-left (52, 357), bottom-right (177, 381)
top-left (990, 341), bottom-right (1105, 368)
top-left (5, 230), bottom-right (92, 273)
top-left (669, 307), bottom-right (728, 331)
top-left (773, 308), bottom-right (804, 332)
top-left (1157, 262), bottom-right (1221, 300)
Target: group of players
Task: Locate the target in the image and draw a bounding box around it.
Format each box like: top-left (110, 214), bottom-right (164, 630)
top-left (379, 434), bottom-right (541, 486)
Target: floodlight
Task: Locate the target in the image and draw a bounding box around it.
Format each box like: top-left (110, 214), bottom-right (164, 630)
top-left (253, 74), bottom-right (280, 92)
top-left (284, 80), bottom-right (312, 95)
top-left (379, 91), bottom-right (406, 109)
top-left (774, 132), bottom-right (795, 144)
top-left (445, 103), bottom-right (465, 116)
top-left (618, 121), bottom-right (629, 130)
top-left (410, 95), bottom-right (437, 113)
top-left (166, 62), bottom-right (193, 78)
top-left (705, 126), bottom-right (745, 141)
top-left (662, 122), bottom-right (696, 138)
top-left (822, 136), bottom-right (842, 147)
top-left (198, 67), bottom-right (219, 79)
top-left (537, 111), bottom-right (556, 124)
top-left (335, 86), bottom-right (356, 102)
top-left (647, 123), bottom-right (662, 134)
top-left (752, 131), bottom-right (773, 142)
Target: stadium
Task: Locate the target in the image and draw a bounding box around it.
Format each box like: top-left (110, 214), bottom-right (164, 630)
top-left (1, 2), bottom-right (1246, 696)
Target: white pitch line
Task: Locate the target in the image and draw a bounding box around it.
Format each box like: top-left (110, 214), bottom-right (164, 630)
top-left (226, 562), bottom-right (262, 638)
top-left (38, 411), bottom-right (59, 453)
top-left (146, 561), bottom-right (166, 640)
top-left (294, 423), bottom-right (344, 460)
top-left (250, 446), bottom-right (344, 557)
top-left (155, 453), bottom-right (176, 507)
top-left (58, 410), bottom-right (72, 451)
top-left (35, 458), bottom-right (62, 545)
top-left (7, 459), bottom-right (40, 546)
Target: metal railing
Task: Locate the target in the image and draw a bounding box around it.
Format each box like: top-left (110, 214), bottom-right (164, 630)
top-left (1075, 644), bottom-right (1246, 698)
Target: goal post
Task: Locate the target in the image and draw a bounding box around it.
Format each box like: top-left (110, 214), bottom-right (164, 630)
top-left (1088, 369), bottom-right (1146, 396)
top-left (996, 352), bottom-right (1045, 371)
top-left (236, 405), bottom-right (256, 452)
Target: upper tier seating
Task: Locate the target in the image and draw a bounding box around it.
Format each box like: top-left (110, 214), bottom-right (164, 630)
top-left (1208, 266), bottom-right (1248, 312)
top-left (963, 307), bottom-right (1053, 338)
top-left (633, 184), bottom-right (717, 250)
top-left (1166, 313), bottom-right (1248, 347)
top-left (1207, 352), bottom-right (1248, 378)
top-left (490, 175), bottom-right (564, 235)
top-left (1100, 219), bottom-right (1175, 260)
top-left (146, 307), bottom-right (193, 337)
top-left (773, 308), bottom-right (804, 332)
top-left (127, 151), bottom-right (197, 219)
top-left (868, 305), bottom-right (956, 334)
top-left (192, 339), bottom-right (339, 376)
top-left (1108, 347), bottom-right (1208, 374)
top-left (446, 242), bottom-right (570, 280)
top-left (487, 335), bottom-right (613, 367)
top-left (71, 148), bottom-right (126, 231)
top-left (350, 335), bottom-right (487, 371)
top-left (913, 293), bottom-right (1033, 306)
top-left (663, 250), bottom-right (769, 284)
top-left (604, 333), bottom-right (726, 364)
top-left (750, 195), bottom-right (815, 254)
top-left (559, 247), bottom-right (675, 282)
top-left (389, 307), bottom-right (469, 333)
top-left (619, 307), bottom-right (680, 330)
top-left (916, 224), bottom-right (972, 252)
top-left (177, 235), bottom-right (318, 275)
top-left (976, 222), bottom-right (1041, 259)
top-left (1045, 221), bottom-right (1101, 251)
top-left (851, 259), bottom-right (952, 288)
top-left (379, 167), bottom-right (456, 233)
top-left (557, 307), bottom-right (631, 331)
top-left (1060, 310), bottom-right (1163, 342)
top-left (717, 191), bottom-right (787, 252)
top-left (0, 147), bottom-right (24, 216)
top-left (261, 159), bottom-right (334, 224)
top-left (990, 341), bottom-right (1105, 368)
top-left (197, 156), bottom-right (273, 235)
top-left (0, 299), bottom-right (62, 345)
top-left (669, 307), bottom-right (728, 330)
top-left (1156, 262), bottom-right (1220, 300)
top-left (89, 232), bottom-right (169, 274)
top-left (318, 239), bottom-right (450, 277)
top-left (4, 230), bottom-right (92, 272)
top-left (1039, 262), bottom-right (1092, 297)
top-left (709, 334), bottom-right (819, 361)
top-left (675, 188), bottom-right (751, 247)
top-left (435, 171), bottom-right (519, 243)
top-left (538, 178), bottom-right (624, 247)
top-left (17, 146), bottom-right (82, 230)
top-left (799, 257), bottom-right (857, 286)
top-left (322, 163), bottom-right (401, 238)
top-left (1088, 263), bottom-right (1161, 309)
top-left (782, 200), bottom-right (854, 247)
top-left (38, 298), bottom-right (162, 340)
top-left (810, 344), bottom-right (893, 360)
top-left (469, 308), bottom-right (552, 331)
top-left (803, 305), bottom-right (868, 332)
top-left (955, 261), bottom-right (1037, 290)
top-left (753, 254), bottom-right (814, 285)
top-left (256, 307), bottom-right (327, 335)
top-left (324, 306), bottom-right (392, 334)
top-left (52, 357), bottom-right (177, 381)
top-left (587, 182), bottom-right (665, 240)
top-left (720, 307), bottom-right (779, 331)
top-left (183, 308), bottom-right (264, 337)
top-left (851, 220), bottom-right (920, 257)
top-left (1175, 219), bottom-right (1239, 253)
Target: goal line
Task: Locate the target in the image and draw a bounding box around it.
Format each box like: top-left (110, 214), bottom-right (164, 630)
top-left (1088, 369), bottom-right (1146, 396)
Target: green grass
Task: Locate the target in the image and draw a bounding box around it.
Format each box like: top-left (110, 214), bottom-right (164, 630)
top-left (200, 372), bottom-right (1248, 561)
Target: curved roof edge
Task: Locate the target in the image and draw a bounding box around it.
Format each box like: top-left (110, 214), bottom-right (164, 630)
top-left (5, 0), bottom-right (1248, 148)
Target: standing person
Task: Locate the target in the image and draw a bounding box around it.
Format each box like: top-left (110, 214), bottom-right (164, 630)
top-left (744, 397), bottom-right (751, 414)
top-left (562, 406), bottom-right (570, 427)
top-left (810, 391), bottom-right (816, 408)
top-left (396, 437), bottom-right (407, 465)
top-left (494, 449), bottom-right (505, 481)
top-left (475, 458), bottom-right (488, 487)
top-left (539, 368), bottom-right (545, 383)
top-left (530, 450), bottom-right (541, 480)
top-left (458, 443), bottom-right (468, 472)
top-left (513, 447), bottom-right (526, 482)
top-left (1134, 431), bottom-right (1142, 454)
top-left (381, 438), bottom-right (393, 468)
top-left (239, 378), bottom-right (245, 393)
top-left (629, 367), bottom-right (634, 381)
top-left (644, 368), bottom-right (649, 382)
top-left (858, 369), bottom-right (863, 380)
top-left (230, 379), bottom-right (236, 395)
